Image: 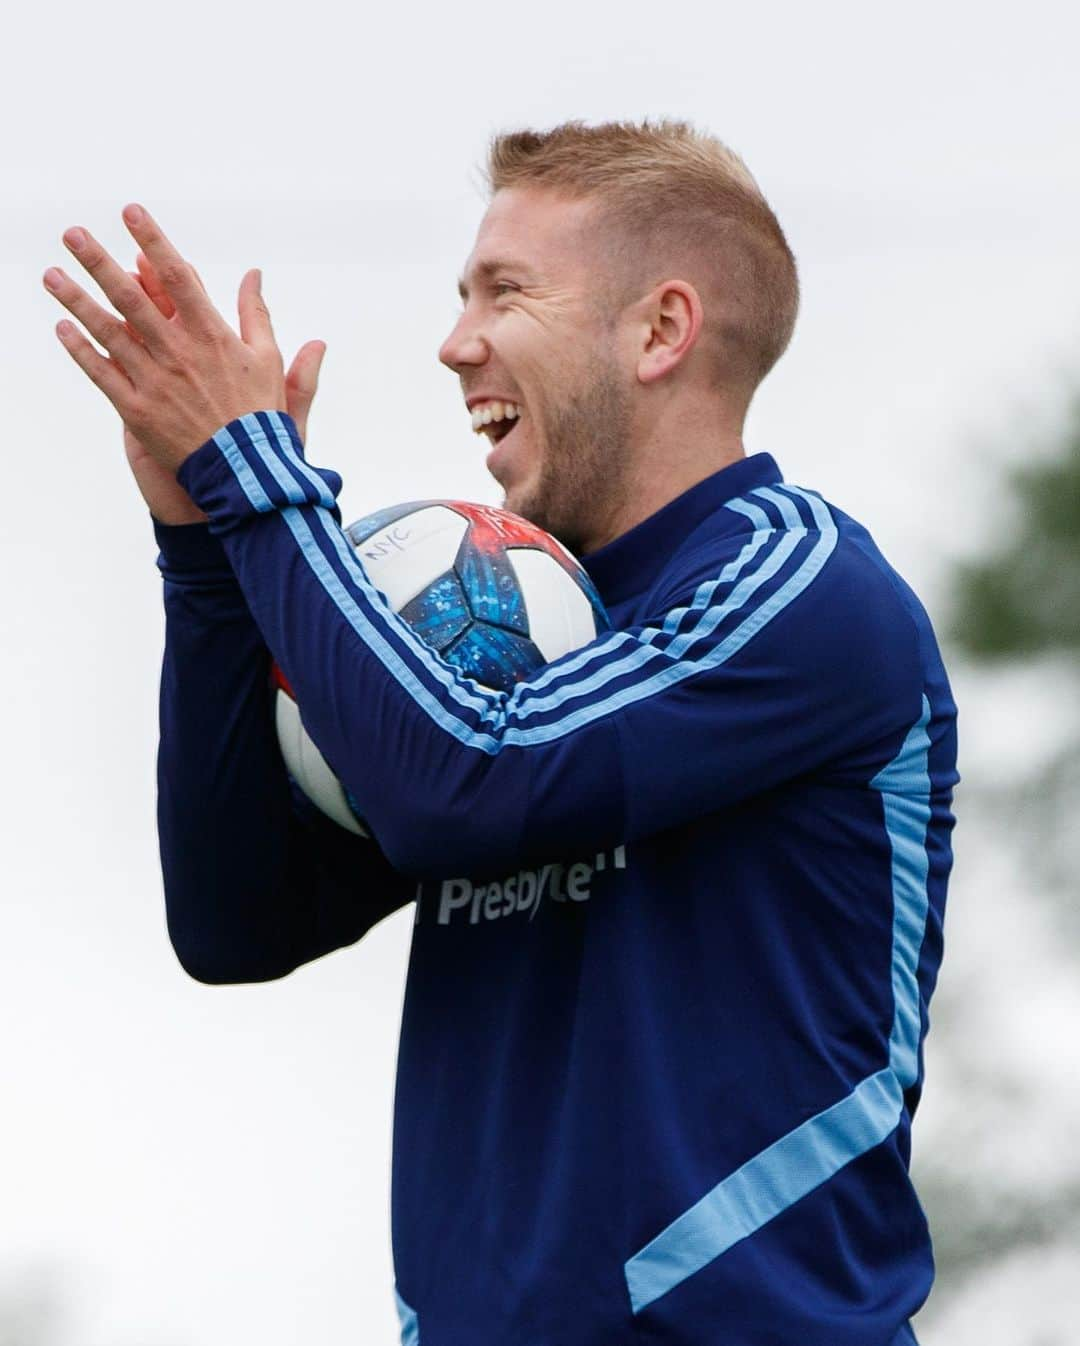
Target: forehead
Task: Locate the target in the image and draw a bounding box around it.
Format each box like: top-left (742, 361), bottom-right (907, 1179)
top-left (457, 188), bottom-right (600, 300)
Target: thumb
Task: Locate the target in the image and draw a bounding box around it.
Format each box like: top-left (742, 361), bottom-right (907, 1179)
top-left (285, 340), bottom-right (327, 442)
top-left (237, 267), bottom-right (276, 348)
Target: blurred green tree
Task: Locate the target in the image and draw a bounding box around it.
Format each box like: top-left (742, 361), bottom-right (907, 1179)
top-left (950, 393), bottom-right (1080, 659)
top-left (915, 390), bottom-right (1080, 1342)
top-left (948, 392), bottom-right (1080, 908)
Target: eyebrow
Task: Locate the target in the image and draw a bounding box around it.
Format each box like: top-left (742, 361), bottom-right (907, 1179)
top-left (456, 257), bottom-right (534, 302)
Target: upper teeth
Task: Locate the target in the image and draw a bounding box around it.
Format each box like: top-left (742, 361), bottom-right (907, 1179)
top-left (470, 401), bottom-right (522, 433)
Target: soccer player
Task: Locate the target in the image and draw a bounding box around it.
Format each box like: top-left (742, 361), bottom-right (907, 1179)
top-left (44, 121), bottom-right (957, 1346)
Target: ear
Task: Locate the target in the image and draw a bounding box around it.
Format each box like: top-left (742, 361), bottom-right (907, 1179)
top-left (636, 281), bottom-right (704, 385)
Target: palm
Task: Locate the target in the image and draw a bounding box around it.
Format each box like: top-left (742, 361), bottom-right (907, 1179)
top-left (124, 424), bottom-right (208, 524)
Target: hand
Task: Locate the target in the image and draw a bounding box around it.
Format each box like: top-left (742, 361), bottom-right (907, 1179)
top-left (43, 204), bottom-right (307, 476)
top-left (119, 253), bottom-right (327, 525)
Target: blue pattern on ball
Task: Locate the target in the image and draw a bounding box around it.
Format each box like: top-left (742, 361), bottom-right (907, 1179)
top-left (399, 572), bottom-right (472, 652)
top-left (443, 623), bottom-right (545, 692)
top-left (456, 540), bottom-right (530, 636)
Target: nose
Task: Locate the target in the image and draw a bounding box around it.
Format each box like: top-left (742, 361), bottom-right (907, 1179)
top-left (439, 307), bottom-right (490, 373)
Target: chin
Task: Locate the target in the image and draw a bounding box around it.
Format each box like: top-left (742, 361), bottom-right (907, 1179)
top-left (497, 477), bottom-right (535, 524)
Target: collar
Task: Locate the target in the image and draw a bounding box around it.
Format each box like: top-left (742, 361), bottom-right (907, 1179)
top-left (581, 452), bottom-right (783, 608)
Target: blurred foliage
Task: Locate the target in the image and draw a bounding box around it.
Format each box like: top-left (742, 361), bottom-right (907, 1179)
top-left (922, 1170), bottom-right (1080, 1286)
top-left (949, 394), bottom-right (1080, 659)
top-left (923, 390), bottom-right (1080, 1337)
top-left (947, 391), bottom-right (1080, 914)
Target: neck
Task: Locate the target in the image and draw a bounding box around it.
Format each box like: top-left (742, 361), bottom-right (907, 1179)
top-left (581, 411), bottom-right (747, 555)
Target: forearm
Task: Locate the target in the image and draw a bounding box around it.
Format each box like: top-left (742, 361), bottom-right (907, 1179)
top-left (156, 520), bottom-right (410, 983)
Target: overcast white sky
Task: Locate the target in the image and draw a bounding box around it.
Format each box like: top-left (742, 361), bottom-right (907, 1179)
top-left (3, 2), bottom-right (1079, 1343)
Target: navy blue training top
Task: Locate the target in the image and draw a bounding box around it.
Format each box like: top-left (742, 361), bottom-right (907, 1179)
top-left (156, 411), bottom-right (957, 1346)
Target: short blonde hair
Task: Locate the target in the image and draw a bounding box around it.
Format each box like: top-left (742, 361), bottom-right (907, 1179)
top-left (485, 119), bottom-right (798, 392)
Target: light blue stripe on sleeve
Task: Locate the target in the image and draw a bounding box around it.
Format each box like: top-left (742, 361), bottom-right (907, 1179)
top-left (211, 443), bottom-right (840, 754)
top-left (506, 519), bottom-right (777, 705)
top-left (624, 692), bottom-right (935, 1315)
top-left (502, 516), bottom-right (836, 745)
top-left (510, 490), bottom-right (821, 718)
top-left (723, 495), bottom-right (773, 532)
top-left (648, 522), bottom-right (775, 641)
top-left (233, 415), bottom-right (309, 506)
top-left (394, 1287), bottom-right (420, 1346)
top-left (260, 410), bottom-right (338, 509)
top-left (665, 527), bottom-right (804, 661)
top-left (212, 424), bottom-right (274, 512)
top-left (753, 483), bottom-right (806, 532)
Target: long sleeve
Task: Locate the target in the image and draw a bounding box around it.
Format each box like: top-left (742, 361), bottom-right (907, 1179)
top-left (155, 518), bottom-right (412, 984)
top-left (176, 414), bottom-right (940, 881)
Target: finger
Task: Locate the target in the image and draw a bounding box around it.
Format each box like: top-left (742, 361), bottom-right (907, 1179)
top-left (54, 319), bottom-right (136, 410)
top-left (136, 248), bottom-right (210, 312)
top-left (44, 266), bottom-right (152, 375)
top-left (285, 340), bottom-right (326, 440)
top-left (135, 253), bottom-right (175, 319)
top-left (121, 204), bottom-right (218, 330)
top-left (237, 268), bottom-right (276, 349)
top-left (61, 225), bottom-right (170, 354)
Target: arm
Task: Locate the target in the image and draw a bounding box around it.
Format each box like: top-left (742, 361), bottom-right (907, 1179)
top-left (178, 418), bottom-right (926, 877)
top-left (44, 221), bottom-right (407, 982)
top-left (155, 519), bottom-right (413, 984)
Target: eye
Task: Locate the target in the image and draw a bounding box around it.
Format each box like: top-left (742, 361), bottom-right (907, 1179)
top-left (493, 282), bottom-right (519, 296)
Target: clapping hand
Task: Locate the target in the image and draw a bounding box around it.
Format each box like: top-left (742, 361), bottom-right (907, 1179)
top-left (44, 205), bottom-right (326, 524)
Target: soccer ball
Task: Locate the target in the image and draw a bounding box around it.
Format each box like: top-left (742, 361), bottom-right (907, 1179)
top-left (273, 500), bottom-right (610, 835)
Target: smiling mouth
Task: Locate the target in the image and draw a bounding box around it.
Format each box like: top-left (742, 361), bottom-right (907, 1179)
top-left (489, 417), bottom-right (517, 445)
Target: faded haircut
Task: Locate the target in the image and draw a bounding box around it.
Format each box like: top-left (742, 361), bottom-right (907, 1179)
top-left (485, 119), bottom-right (799, 394)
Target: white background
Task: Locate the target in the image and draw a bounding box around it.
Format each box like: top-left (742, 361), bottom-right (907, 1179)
top-left (2, 1), bottom-right (1079, 1342)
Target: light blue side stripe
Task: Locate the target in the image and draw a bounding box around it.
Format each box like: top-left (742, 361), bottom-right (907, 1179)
top-left (394, 1287), bottom-right (419, 1346)
top-left (625, 1070), bottom-right (904, 1315)
top-left (872, 696), bottom-right (932, 1088)
top-left (260, 411), bottom-right (337, 509)
top-left (623, 692), bottom-right (935, 1315)
top-left (212, 424), bottom-right (274, 512)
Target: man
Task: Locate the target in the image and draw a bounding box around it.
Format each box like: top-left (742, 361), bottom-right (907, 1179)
top-left (45, 120), bottom-right (957, 1345)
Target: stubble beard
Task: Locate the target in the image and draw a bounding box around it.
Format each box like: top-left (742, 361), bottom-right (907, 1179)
top-left (507, 353), bottom-right (633, 556)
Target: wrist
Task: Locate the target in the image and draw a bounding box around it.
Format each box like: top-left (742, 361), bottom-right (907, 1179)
top-left (151, 503), bottom-right (209, 526)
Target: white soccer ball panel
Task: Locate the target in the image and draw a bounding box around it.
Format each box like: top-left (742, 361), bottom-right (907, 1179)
top-left (505, 547), bottom-right (599, 663)
top-left (352, 505), bottom-right (469, 612)
top-left (274, 691), bottom-right (369, 836)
